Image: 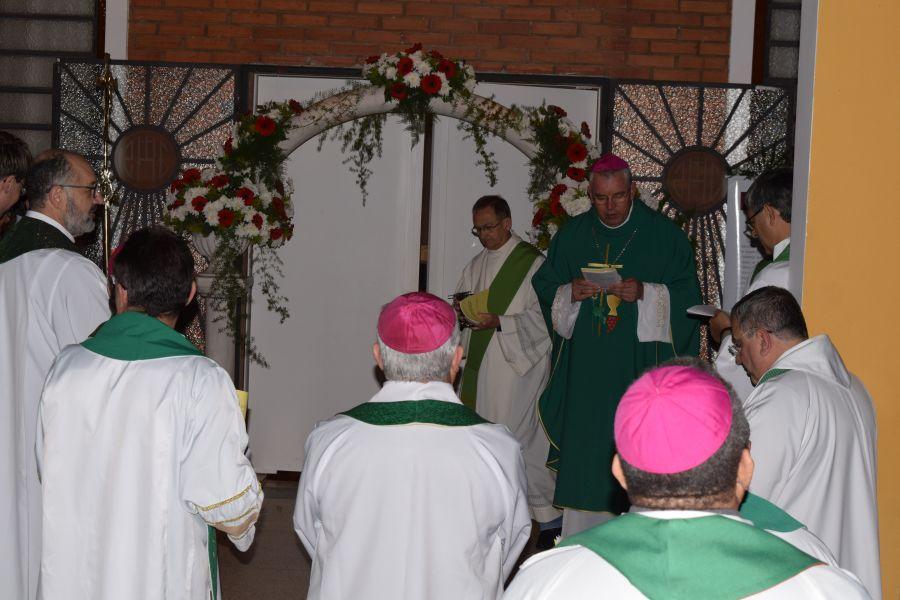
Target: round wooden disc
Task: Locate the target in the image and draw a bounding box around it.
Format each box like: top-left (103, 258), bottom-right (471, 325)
top-left (112, 127), bottom-right (181, 192)
top-left (661, 146), bottom-right (727, 215)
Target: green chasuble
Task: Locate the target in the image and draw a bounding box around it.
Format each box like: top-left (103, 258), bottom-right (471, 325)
top-left (532, 201), bottom-right (701, 512)
top-left (0, 215), bottom-right (76, 264)
top-left (340, 399), bottom-right (489, 426)
top-left (459, 240), bottom-right (543, 409)
top-left (558, 513), bottom-right (821, 599)
top-left (82, 312), bottom-right (224, 599)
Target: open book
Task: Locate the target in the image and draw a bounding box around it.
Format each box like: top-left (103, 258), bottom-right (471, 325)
top-left (581, 264), bottom-right (622, 290)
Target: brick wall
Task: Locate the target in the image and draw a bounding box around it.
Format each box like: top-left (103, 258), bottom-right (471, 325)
top-left (128, 0), bottom-right (731, 82)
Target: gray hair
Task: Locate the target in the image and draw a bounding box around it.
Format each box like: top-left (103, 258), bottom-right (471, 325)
top-left (0, 131), bottom-right (32, 181)
top-left (731, 286), bottom-right (808, 341)
top-left (589, 165), bottom-right (633, 188)
top-left (377, 327), bottom-right (461, 383)
top-left (746, 167), bottom-right (793, 222)
top-left (25, 151), bottom-right (72, 210)
top-left (619, 357), bottom-right (751, 509)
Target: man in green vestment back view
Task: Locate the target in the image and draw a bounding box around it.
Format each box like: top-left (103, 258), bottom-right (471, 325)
top-left (504, 362), bottom-right (871, 599)
top-left (531, 153), bottom-right (700, 535)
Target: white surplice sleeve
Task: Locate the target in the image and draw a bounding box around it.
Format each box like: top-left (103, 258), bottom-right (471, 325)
top-left (551, 284), bottom-right (580, 339)
top-left (496, 260), bottom-right (551, 376)
top-left (180, 363), bottom-right (263, 552)
top-left (745, 382), bottom-right (807, 502)
top-left (635, 282), bottom-right (671, 343)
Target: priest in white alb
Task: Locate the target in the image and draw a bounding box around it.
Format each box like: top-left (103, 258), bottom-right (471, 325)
top-left (504, 361), bottom-right (871, 599)
top-left (730, 286), bottom-right (881, 598)
top-left (37, 227), bottom-right (263, 600)
top-left (456, 195), bottom-right (560, 542)
top-left (0, 150), bottom-right (110, 600)
top-left (710, 168), bottom-right (793, 401)
top-left (294, 292), bottom-right (531, 600)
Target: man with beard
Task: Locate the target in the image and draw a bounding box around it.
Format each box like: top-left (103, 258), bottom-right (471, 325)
top-left (0, 150), bottom-right (110, 600)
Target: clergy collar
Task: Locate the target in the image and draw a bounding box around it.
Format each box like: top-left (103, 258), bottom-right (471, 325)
top-left (629, 507), bottom-right (745, 521)
top-left (25, 210), bottom-right (74, 243)
top-left (369, 380), bottom-right (462, 404)
top-left (773, 238), bottom-right (790, 260)
top-left (593, 202), bottom-right (634, 230)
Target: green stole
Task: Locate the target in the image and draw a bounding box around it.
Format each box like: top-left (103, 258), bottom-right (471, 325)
top-left (757, 367), bottom-right (791, 386)
top-left (459, 241), bottom-right (542, 409)
top-left (0, 215), bottom-right (76, 264)
top-left (559, 512), bottom-right (820, 600)
top-left (81, 312), bottom-right (224, 599)
top-left (739, 492), bottom-right (805, 533)
top-left (340, 399), bottom-right (488, 426)
top-left (749, 242), bottom-right (790, 285)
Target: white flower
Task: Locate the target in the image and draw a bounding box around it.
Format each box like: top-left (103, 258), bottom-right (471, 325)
top-left (414, 57), bottom-right (432, 75)
top-left (572, 159), bottom-right (588, 169)
top-left (561, 195), bottom-right (591, 217)
top-left (464, 76), bottom-right (476, 92)
top-left (235, 223), bottom-right (259, 239)
top-left (184, 187), bottom-right (206, 203)
top-left (436, 72), bottom-right (450, 97)
top-left (384, 66), bottom-right (397, 80)
top-left (258, 188), bottom-right (273, 207)
top-left (403, 72), bottom-right (421, 88)
top-left (548, 222), bottom-right (559, 236)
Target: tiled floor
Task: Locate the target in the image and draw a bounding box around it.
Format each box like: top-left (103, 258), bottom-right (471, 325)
top-left (217, 477), bottom-right (541, 599)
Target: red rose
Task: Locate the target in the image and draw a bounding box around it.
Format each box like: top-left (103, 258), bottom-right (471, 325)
top-left (191, 196), bottom-right (208, 212)
top-left (437, 59), bottom-right (457, 79)
top-left (288, 99), bottom-right (303, 114)
top-left (210, 174), bottom-right (230, 188)
top-left (170, 179), bottom-right (184, 193)
top-left (272, 197), bottom-right (287, 220)
top-left (429, 50), bottom-right (444, 60)
top-left (397, 57), bottom-right (414, 76)
top-left (269, 227), bottom-right (283, 241)
top-left (365, 55), bottom-right (380, 64)
top-left (404, 42), bottom-right (423, 54)
top-left (566, 167), bottom-right (586, 182)
top-left (421, 74), bottom-right (442, 95)
top-left (183, 168), bottom-right (201, 183)
top-left (172, 198), bottom-right (185, 209)
top-left (580, 121), bottom-right (592, 139)
top-left (223, 137), bottom-right (233, 155)
top-left (390, 82), bottom-right (408, 101)
top-left (551, 183), bottom-right (568, 198)
top-left (253, 115), bottom-right (277, 137)
top-left (236, 187), bottom-right (255, 205)
top-left (252, 213), bottom-right (263, 230)
top-left (549, 105), bottom-right (567, 117)
top-left (566, 142), bottom-right (587, 163)
top-left (532, 208), bottom-right (546, 227)
top-left (549, 197), bottom-right (563, 217)
top-left (217, 208), bottom-right (235, 228)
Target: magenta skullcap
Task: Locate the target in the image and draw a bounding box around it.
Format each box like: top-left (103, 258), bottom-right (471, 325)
top-left (591, 152), bottom-right (629, 173)
top-left (614, 365), bottom-right (732, 474)
top-left (378, 292), bottom-right (456, 354)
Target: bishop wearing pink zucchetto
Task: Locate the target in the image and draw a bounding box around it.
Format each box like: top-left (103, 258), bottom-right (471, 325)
top-left (293, 291), bottom-right (531, 600)
top-left (531, 152), bottom-right (702, 536)
top-left (503, 359), bottom-right (872, 600)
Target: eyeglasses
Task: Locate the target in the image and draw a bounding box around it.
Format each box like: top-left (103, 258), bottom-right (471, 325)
top-left (728, 341), bottom-right (741, 357)
top-left (471, 222), bottom-right (503, 236)
top-left (58, 183), bottom-right (100, 195)
top-left (744, 206), bottom-right (764, 238)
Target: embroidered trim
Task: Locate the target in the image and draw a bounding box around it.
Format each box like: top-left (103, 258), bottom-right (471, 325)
top-left (211, 506), bottom-right (259, 526)
top-left (654, 285), bottom-right (666, 328)
top-left (197, 482), bottom-right (259, 512)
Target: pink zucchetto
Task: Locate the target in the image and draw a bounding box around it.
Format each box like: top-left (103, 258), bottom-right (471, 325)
top-left (377, 292), bottom-right (456, 354)
top-left (591, 152), bottom-right (629, 173)
top-left (614, 365), bottom-right (732, 474)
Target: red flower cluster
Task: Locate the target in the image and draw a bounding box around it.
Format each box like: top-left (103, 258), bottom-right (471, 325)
top-left (437, 59), bottom-right (457, 79)
top-left (236, 187), bottom-right (255, 205)
top-left (252, 213), bottom-right (264, 230)
top-left (566, 167), bottom-right (586, 182)
top-left (397, 57), bottom-right (414, 76)
top-left (217, 208), bottom-right (235, 228)
top-left (210, 174), bottom-right (230, 188)
top-left (254, 116), bottom-right (276, 137)
top-left (192, 196), bottom-right (208, 212)
top-left (405, 42), bottom-right (423, 54)
top-left (421, 74), bottom-right (442, 95)
top-left (532, 207), bottom-right (546, 227)
top-left (272, 197), bottom-right (288, 220)
top-left (365, 55), bottom-right (379, 64)
top-left (269, 227), bottom-right (283, 241)
top-left (288, 99), bottom-right (303, 114)
top-left (549, 196), bottom-right (563, 216)
top-left (391, 82), bottom-right (408, 101)
top-left (566, 142), bottom-right (587, 163)
top-left (183, 168), bottom-right (201, 183)
top-left (580, 121), bottom-right (592, 139)
top-left (549, 105), bottom-right (567, 117)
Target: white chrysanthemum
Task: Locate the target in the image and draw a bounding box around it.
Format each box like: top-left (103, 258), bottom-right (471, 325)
top-left (436, 72), bottom-right (451, 96)
top-left (228, 196), bottom-right (245, 211)
top-left (464, 75), bottom-right (476, 92)
top-left (561, 195), bottom-right (591, 217)
top-left (235, 223), bottom-right (259, 239)
top-left (403, 72), bottom-right (421, 88)
top-left (200, 167), bottom-right (216, 181)
top-left (183, 187), bottom-right (206, 203)
top-left (572, 159), bottom-right (588, 169)
top-left (415, 59), bottom-right (432, 75)
top-left (257, 187), bottom-right (272, 207)
top-left (384, 66), bottom-right (397, 80)
top-left (548, 222), bottom-right (559, 236)
top-left (410, 49), bottom-right (424, 61)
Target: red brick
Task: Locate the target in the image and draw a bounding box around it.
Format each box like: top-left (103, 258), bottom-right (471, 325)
top-left (158, 22), bottom-right (206, 35)
top-left (653, 68), bottom-right (702, 81)
top-left (235, 37), bottom-right (280, 52)
top-left (281, 13), bottom-right (327, 26)
top-left (703, 56), bottom-right (728, 69)
top-left (164, 0), bottom-right (211, 7)
top-left (329, 14), bottom-right (380, 28)
top-left (576, 24), bottom-right (628, 38)
top-left (253, 26), bottom-right (305, 39)
top-left (280, 39), bottom-right (331, 53)
top-left (602, 9), bottom-right (653, 26)
top-left (505, 63), bottom-right (556, 75)
top-left (306, 1), bottom-right (354, 12)
top-left (455, 6), bottom-right (502, 19)
top-left (554, 8), bottom-right (604, 23)
top-left (679, 28), bottom-right (729, 42)
top-left (130, 49), bottom-right (165, 60)
top-left (628, 0), bottom-right (677, 9)
top-left (451, 33), bottom-right (500, 48)
top-left (703, 15), bottom-right (732, 28)
top-left (352, 29), bottom-right (406, 43)
top-left (503, 6), bottom-right (552, 20)
top-left (131, 7), bottom-right (180, 21)
top-left (207, 51), bottom-right (259, 63)
top-left (165, 49), bottom-right (215, 62)
top-left (531, 22), bottom-right (577, 36)
top-left (677, 55), bottom-right (705, 69)
top-left (306, 27), bottom-right (353, 41)
top-left (543, 36), bottom-right (597, 51)
top-left (480, 21), bottom-right (531, 35)
top-left (231, 11), bottom-right (278, 24)
top-left (381, 16), bottom-right (430, 30)
top-left (212, 0), bottom-right (258, 8)
top-left (183, 9), bottom-right (227, 21)
top-left (132, 0), bottom-right (163, 7)
top-left (701, 69), bottom-right (727, 82)
top-left (431, 19), bottom-right (479, 33)
top-left (477, 47), bottom-right (528, 62)
top-left (500, 34), bottom-right (553, 51)
top-left (185, 36), bottom-right (232, 50)
top-left (330, 42), bottom-right (382, 56)
top-left (699, 42), bottom-right (729, 55)
top-left (259, 0), bottom-right (306, 9)
top-left (680, 1), bottom-right (729, 14)
top-left (653, 11), bottom-right (703, 26)
top-left (629, 53), bottom-right (675, 68)
top-left (208, 24), bottom-right (253, 37)
top-left (601, 38), bottom-right (649, 52)
top-left (130, 34), bottom-right (165, 49)
top-left (130, 22), bottom-right (158, 34)
top-left (406, 2), bottom-right (454, 17)
top-left (630, 26), bottom-right (678, 39)
top-left (357, 2), bottom-right (403, 15)
top-left (650, 40), bottom-right (698, 54)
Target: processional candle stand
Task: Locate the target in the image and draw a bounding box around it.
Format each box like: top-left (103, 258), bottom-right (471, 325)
top-left (95, 53), bottom-right (117, 275)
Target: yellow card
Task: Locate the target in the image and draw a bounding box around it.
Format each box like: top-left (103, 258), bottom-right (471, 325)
top-left (236, 389), bottom-right (249, 420)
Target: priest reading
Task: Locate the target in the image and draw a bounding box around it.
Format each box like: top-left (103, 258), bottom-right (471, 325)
top-left (37, 227), bottom-right (263, 600)
top-left (532, 153), bottom-right (701, 534)
top-left (294, 292), bottom-right (531, 600)
top-left (504, 362), bottom-right (871, 599)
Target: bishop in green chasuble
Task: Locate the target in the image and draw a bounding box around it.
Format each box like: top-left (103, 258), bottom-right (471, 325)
top-left (532, 157), bottom-right (700, 514)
